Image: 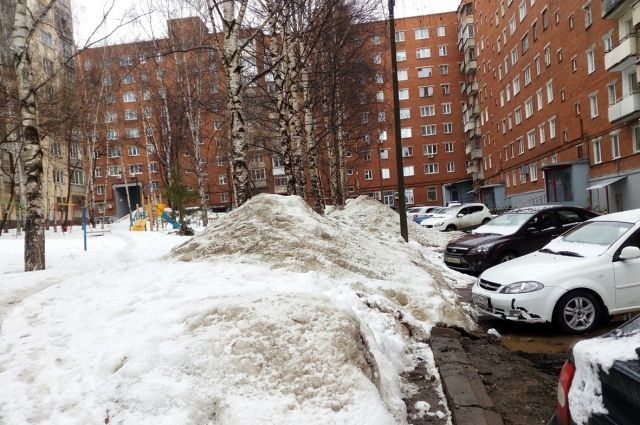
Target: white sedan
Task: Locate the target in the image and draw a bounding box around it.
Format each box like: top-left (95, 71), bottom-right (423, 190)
top-left (420, 203), bottom-right (492, 231)
top-left (471, 209), bottom-right (640, 334)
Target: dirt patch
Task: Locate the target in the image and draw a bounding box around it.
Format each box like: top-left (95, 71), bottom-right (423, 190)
top-left (459, 333), bottom-right (558, 425)
top-left (402, 361), bottom-right (448, 425)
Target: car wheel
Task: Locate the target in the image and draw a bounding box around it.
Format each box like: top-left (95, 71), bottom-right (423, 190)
top-left (445, 224), bottom-right (457, 232)
top-left (553, 290), bottom-right (602, 334)
top-left (498, 251), bottom-right (518, 263)
top-left (482, 217), bottom-right (491, 224)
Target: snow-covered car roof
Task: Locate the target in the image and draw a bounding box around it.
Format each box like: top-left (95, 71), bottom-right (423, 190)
top-left (590, 208), bottom-right (640, 224)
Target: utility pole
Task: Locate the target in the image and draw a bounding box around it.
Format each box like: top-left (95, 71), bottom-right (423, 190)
top-left (388, 0), bottom-right (408, 242)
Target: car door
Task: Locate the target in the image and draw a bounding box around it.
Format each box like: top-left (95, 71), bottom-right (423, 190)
top-left (455, 207), bottom-right (471, 229)
top-left (613, 229), bottom-right (640, 310)
top-left (520, 210), bottom-right (558, 254)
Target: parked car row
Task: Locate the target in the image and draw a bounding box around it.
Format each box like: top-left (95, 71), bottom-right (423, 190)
top-left (407, 202), bottom-right (493, 231)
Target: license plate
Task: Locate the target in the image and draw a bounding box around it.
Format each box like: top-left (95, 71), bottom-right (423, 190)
top-left (445, 255), bottom-right (462, 264)
top-left (471, 294), bottom-right (489, 308)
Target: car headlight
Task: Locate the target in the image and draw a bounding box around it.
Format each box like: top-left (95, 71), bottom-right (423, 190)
top-left (469, 244), bottom-right (494, 254)
top-left (500, 281), bottom-right (544, 294)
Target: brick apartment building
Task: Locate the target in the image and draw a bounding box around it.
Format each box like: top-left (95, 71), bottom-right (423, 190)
top-left (348, 14), bottom-right (472, 207)
top-left (461, 0), bottom-right (640, 212)
top-left (77, 12), bottom-right (474, 216)
top-left (76, 1), bottom-right (640, 218)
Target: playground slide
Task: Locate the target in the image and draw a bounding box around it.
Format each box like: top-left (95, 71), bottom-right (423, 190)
top-left (161, 211), bottom-right (180, 229)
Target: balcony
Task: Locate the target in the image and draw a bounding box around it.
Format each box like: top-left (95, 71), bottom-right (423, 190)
top-left (469, 103), bottom-right (480, 117)
top-left (470, 147), bottom-right (483, 160)
top-left (634, 6), bottom-right (640, 27)
top-left (472, 170), bottom-right (484, 181)
top-left (604, 34), bottom-right (637, 71)
top-left (464, 120), bottom-right (476, 133)
top-left (601, 0), bottom-right (634, 19)
top-left (274, 185), bottom-right (288, 194)
top-left (254, 179), bottom-right (268, 189)
top-left (463, 59), bottom-right (477, 74)
top-left (272, 166), bottom-right (285, 176)
top-left (464, 81), bottom-right (479, 96)
top-left (466, 163), bottom-right (479, 174)
top-left (608, 92), bottom-right (640, 122)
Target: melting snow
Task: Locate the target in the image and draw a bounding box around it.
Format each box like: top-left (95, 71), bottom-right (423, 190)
top-left (0, 194), bottom-right (473, 424)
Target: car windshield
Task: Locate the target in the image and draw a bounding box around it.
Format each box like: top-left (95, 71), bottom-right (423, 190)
top-left (473, 212), bottom-right (535, 235)
top-left (543, 220), bottom-right (634, 257)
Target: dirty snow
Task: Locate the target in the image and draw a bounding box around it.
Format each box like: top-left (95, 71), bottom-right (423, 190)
top-left (0, 194), bottom-right (474, 424)
top-left (569, 331), bottom-right (640, 425)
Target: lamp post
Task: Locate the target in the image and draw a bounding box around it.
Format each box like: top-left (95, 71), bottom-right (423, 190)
top-left (388, 0), bottom-right (409, 242)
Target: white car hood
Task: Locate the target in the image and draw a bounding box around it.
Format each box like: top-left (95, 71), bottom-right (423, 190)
top-left (480, 250), bottom-right (593, 285)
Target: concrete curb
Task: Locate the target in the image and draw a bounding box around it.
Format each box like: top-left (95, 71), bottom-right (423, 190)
top-left (430, 327), bottom-right (504, 425)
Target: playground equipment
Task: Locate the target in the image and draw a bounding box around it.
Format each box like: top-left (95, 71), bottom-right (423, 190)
top-left (130, 203), bottom-right (180, 231)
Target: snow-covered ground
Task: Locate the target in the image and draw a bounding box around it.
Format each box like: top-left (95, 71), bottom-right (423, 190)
top-left (0, 195), bottom-right (475, 424)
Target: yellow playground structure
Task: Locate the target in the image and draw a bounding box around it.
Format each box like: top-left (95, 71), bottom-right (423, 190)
top-left (130, 203), bottom-right (180, 231)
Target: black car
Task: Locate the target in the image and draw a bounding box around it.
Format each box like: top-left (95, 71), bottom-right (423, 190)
top-left (547, 314), bottom-right (640, 425)
top-left (443, 205), bottom-right (598, 275)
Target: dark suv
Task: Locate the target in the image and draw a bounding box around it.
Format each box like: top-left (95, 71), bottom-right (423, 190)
top-left (443, 205), bottom-right (598, 275)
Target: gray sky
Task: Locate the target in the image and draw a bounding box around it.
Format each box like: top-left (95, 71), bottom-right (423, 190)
top-left (72, 0), bottom-right (461, 47)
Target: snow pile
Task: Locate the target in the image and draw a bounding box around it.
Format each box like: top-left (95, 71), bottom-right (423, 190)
top-left (172, 194), bottom-right (472, 328)
top-left (330, 196), bottom-right (463, 248)
top-left (569, 331), bottom-right (640, 425)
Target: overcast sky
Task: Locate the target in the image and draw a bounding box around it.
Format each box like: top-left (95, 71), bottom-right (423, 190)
top-left (72, 0), bottom-right (460, 47)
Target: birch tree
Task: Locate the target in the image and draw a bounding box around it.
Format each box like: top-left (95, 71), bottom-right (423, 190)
top-left (11, 0), bottom-right (59, 271)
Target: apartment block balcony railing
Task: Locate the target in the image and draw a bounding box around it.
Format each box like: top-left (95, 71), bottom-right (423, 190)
top-left (470, 147), bottom-right (483, 160)
top-left (605, 33), bottom-right (637, 71)
top-left (272, 166), bottom-right (285, 176)
top-left (466, 163), bottom-right (479, 174)
top-left (464, 81), bottom-right (479, 96)
top-left (463, 59), bottom-right (477, 74)
top-left (602, 0), bottom-right (634, 19)
top-left (608, 91), bottom-right (640, 122)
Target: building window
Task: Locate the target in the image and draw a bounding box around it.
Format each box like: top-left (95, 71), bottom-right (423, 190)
top-left (511, 47), bottom-right (519, 65)
top-left (126, 128), bottom-right (140, 138)
top-left (250, 168), bottom-right (266, 181)
top-left (534, 54), bottom-right (541, 75)
top-left (444, 141), bottom-right (454, 152)
top-left (546, 80), bottom-right (554, 103)
top-left (423, 144), bottom-right (438, 155)
top-left (610, 132), bottom-right (621, 159)
top-left (129, 164), bottom-right (143, 175)
top-left (124, 110), bottom-right (137, 121)
top-left (427, 186), bottom-right (437, 201)
top-left (398, 89), bottom-right (409, 100)
top-left (127, 145), bottom-right (140, 156)
top-left (416, 28), bottom-right (429, 39)
top-left (549, 116), bottom-right (557, 138)
top-left (439, 64), bottom-right (449, 75)
top-left (592, 138), bottom-right (602, 164)
top-left (525, 97), bottom-right (534, 118)
top-left (420, 105), bottom-right (435, 116)
top-left (378, 111), bottom-right (386, 122)
top-left (418, 86), bottom-right (434, 97)
top-left (607, 82), bottom-right (616, 105)
top-left (403, 166), bottom-right (415, 176)
top-left (603, 33), bottom-right (613, 52)
top-left (121, 74), bottom-right (134, 84)
top-left (583, 3), bottom-right (592, 28)
top-left (149, 162), bottom-right (158, 173)
top-left (586, 48), bottom-right (595, 74)
top-left (376, 91), bottom-right (384, 102)
top-left (402, 147), bottom-right (413, 157)
top-left (418, 66), bottom-right (432, 78)
top-left (524, 66), bottom-right (531, 85)
top-left (442, 103), bottom-right (452, 114)
top-left (106, 130), bottom-right (118, 141)
top-left (401, 127), bottom-right (412, 138)
top-left (446, 161), bottom-right (455, 173)
top-left (107, 166), bottom-right (122, 176)
top-left (527, 129), bottom-right (536, 149)
top-left (441, 84), bottom-right (450, 95)
top-left (529, 163), bottom-right (538, 181)
top-left (589, 93), bottom-right (598, 118)
top-left (633, 125), bottom-right (640, 152)
top-left (364, 170), bottom-right (373, 180)
top-left (396, 51), bottom-right (407, 61)
top-left (373, 53), bottom-right (382, 64)
top-left (372, 35), bottom-right (381, 44)
top-left (123, 92), bottom-right (136, 102)
top-left (509, 15), bottom-right (517, 34)
top-left (518, 137), bottom-right (525, 154)
top-left (416, 48), bottom-right (431, 60)
top-left (395, 31), bottom-right (405, 42)
top-left (219, 174), bottom-right (228, 185)
top-left (513, 75), bottom-right (521, 95)
top-left (421, 125), bottom-right (437, 136)
top-left (380, 149), bottom-right (389, 159)
top-left (397, 70), bottom-right (408, 81)
top-left (443, 123), bottom-right (453, 134)
top-left (424, 163), bottom-right (439, 174)
top-left (544, 43), bottom-right (551, 66)
top-left (539, 123), bottom-right (546, 144)
top-left (381, 168), bottom-right (390, 179)
top-left (571, 56), bottom-right (578, 72)
top-left (399, 108), bottom-right (411, 119)
top-left (438, 45), bottom-right (447, 56)
top-left (437, 25), bottom-right (446, 37)
top-left (515, 107), bottom-right (523, 125)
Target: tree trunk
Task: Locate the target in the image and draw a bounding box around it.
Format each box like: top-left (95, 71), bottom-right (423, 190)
top-left (11, 0), bottom-right (55, 270)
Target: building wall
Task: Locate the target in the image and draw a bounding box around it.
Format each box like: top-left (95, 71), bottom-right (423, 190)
top-left (467, 0), bottom-right (639, 211)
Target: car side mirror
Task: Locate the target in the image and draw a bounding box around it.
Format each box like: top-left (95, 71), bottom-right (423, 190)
top-left (457, 213), bottom-right (464, 218)
top-left (619, 246), bottom-right (640, 261)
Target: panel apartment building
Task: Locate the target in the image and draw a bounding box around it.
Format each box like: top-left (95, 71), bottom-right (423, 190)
top-left (459, 0), bottom-right (640, 212)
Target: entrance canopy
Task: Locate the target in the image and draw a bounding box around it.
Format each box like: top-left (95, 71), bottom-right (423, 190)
top-left (586, 175), bottom-right (627, 190)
